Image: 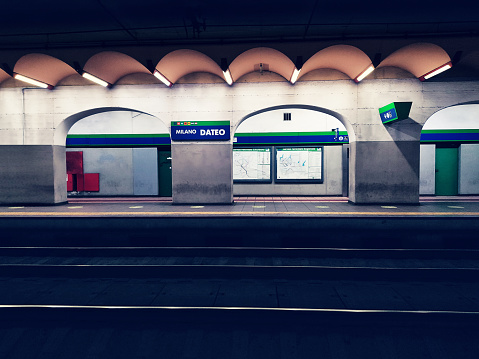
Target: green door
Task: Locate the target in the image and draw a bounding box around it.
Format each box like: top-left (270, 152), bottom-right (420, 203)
top-left (158, 150), bottom-right (172, 197)
top-left (435, 147), bottom-right (458, 195)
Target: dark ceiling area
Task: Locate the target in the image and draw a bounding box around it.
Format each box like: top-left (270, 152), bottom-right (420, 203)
top-left (2, 0), bottom-right (478, 48)
top-left (1, 0), bottom-right (479, 79)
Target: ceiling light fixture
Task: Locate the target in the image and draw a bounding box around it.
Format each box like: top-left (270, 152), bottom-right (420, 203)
top-left (223, 69), bottom-right (233, 85)
top-left (354, 64), bottom-right (375, 83)
top-left (13, 73), bottom-right (52, 89)
top-left (290, 68), bottom-right (301, 84)
top-left (153, 70), bottom-right (172, 87)
top-left (82, 72), bottom-right (111, 87)
top-left (419, 62), bottom-right (452, 81)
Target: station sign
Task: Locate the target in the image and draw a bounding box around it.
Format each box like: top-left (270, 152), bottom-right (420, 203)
top-left (379, 102), bottom-right (412, 124)
top-left (171, 121), bottom-right (230, 141)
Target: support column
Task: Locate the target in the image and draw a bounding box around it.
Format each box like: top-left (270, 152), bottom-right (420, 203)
top-left (0, 145), bottom-right (67, 205)
top-left (171, 143), bottom-right (233, 204)
top-left (348, 140), bottom-right (420, 204)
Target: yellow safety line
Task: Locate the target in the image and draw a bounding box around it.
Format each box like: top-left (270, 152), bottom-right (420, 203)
top-left (0, 211), bottom-right (478, 217)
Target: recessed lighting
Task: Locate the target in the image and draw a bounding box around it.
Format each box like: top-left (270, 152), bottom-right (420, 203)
top-left (354, 64), bottom-right (375, 83)
top-left (82, 72), bottom-right (111, 87)
top-left (419, 62), bottom-right (452, 81)
top-left (13, 73), bottom-right (52, 89)
top-left (153, 70), bottom-right (172, 87)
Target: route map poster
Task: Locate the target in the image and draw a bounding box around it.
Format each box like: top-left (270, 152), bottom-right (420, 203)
top-left (233, 148), bottom-right (272, 182)
top-left (275, 147), bottom-right (323, 182)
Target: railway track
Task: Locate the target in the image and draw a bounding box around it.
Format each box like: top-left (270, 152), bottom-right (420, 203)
top-left (1, 222), bottom-right (479, 357)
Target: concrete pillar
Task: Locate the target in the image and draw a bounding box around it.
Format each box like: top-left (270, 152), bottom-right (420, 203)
top-left (348, 140), bottom-right (420, 204)
top-left (171, 143), bottom-right (233, 204)
top-left (0, 145), bottom-right (67, 205)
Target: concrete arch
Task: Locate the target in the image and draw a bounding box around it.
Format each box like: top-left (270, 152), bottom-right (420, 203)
top-left (298, 45), bottom-right (373, 82)
top-left (234, 104), bottom-right (356, 142)
top-left (83, 51), bottom-right (151, 86)
top-left (377, 43), bottom-right (451, 80)
top-left (425, 101), bottom-right (479, 122)
top-left (13, 53), bottom-right (77, 87)
top-left (54, 107), bottom-right (169, 146)
top-left (0, 68), bottom-right (11, 84)
top-left (155, 49), bottom-right (225, 85)
top-left (229, 47), bottom-right (295, 83)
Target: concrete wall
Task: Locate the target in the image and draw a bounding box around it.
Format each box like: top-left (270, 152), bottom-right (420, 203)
top-left (0, 145), bottom-right (67, 204)
top-left (234, 145), bottom-right (343, 196)
top-left (67, 148), bottom-right (158, 196)
top-left (133, 148), bottom-right (159, 195)
top-left (459, 144), bottom-right (479, 195)
top-left (172, 143), bottom-right (233, 204)
top-left (349, 140), bottom-right (420, 204)
top-left (1, 80), bottom-right (479, 204)
top-left (419, 144), bottom-right (436, 195)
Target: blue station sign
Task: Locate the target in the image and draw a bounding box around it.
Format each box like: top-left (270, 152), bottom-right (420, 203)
top-left (379, 102), bottom-right (412, 124)
top-left (171, 121), bottom-right (230, 141)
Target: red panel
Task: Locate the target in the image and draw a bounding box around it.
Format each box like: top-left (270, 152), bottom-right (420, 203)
top-left (84, 173), bottom-right (100, 192)
top-left (76, 174), bottom-right (84, 192)
top-left (67, 174), bottom-right (73, 191)
top-left (66, 151), bottom-right (83, 174)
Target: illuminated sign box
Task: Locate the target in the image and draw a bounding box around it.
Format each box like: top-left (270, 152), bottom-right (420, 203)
top-left (171, 121), bottom-right (230, 141)
top-left (379, 102), bottom-right (412, 124)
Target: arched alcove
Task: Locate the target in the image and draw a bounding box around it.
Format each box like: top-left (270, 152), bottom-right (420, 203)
top-left (235, 104), bottom-right (355, 142)
top-left (233, 105), bottom-right (351, 197)
top-left (57, 108), bottom-right (172, 197)
top-left (420, 103), bottom-right (479, 195)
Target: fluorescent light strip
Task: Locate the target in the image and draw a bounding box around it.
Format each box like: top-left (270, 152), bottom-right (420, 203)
top-left (154, 70), bottom-right (172, 87)
top-left (355, 64), bottom-right (375, 83)
top-left (82, 72), bottom-right (110, 87)
top-left (422, 62), bottom-right (452, 80)
top-left (13, 73), bottom-right (50, 89)
top-left (290, 68), bottom-right (301, 84)
top-left (223, 69), bottom-right (233, 85)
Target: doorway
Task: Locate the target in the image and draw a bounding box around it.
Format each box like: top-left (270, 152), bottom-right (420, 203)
top-left (158, 150), bottom-right (172, 196)
top-left (435, 147), bottom-right (458, 195)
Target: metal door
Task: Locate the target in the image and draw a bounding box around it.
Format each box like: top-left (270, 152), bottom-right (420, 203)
top-left (435, 147), bottom-right (458, 195)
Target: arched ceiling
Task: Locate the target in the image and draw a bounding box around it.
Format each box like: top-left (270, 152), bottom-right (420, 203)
top-left (229, 47), bottom-right (295, 82)
top-left (0, 1), bottom-right (478, 84)
top-left (0, 45), bottom-right (470, 88)
top-left (155, 49), bottom-right (224, 84)
top-left (83, 51), bottom-right (151, 85)
top-left (13, 53), bottom-right (77, 86)
top-left (377, 43), bottom-right (452, 79)
top-left (299, 45), bottom-right (373, 81)
top-left (0, 69), bottom-right (9, 84)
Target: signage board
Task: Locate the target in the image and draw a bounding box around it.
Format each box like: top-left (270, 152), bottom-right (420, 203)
top-left (379, 102), bottom-right (412, 124)
top-left (171, 121), bottom-right (230, 141)
top-left (233, 147), bottom-right (272, 183)
top-left (275, 147), bottom-right (323, 183)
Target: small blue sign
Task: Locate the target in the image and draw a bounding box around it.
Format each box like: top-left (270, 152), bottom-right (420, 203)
top-left (171, 121), bottom-right (230, 141)
top-left (380, 108), bottom-right (398, 123)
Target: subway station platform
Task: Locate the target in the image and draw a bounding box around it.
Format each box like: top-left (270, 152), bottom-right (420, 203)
top-left (1, 195), bottom-right (479, 218)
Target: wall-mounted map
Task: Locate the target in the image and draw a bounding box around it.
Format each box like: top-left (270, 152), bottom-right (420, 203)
top-left (276, 147), bottom-right (323, 182)
top-left (233, 148), bottom-right (271, 182)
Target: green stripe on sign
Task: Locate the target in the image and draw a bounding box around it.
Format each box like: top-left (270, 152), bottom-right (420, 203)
top-left (235, 131), bottom-right (348, 137)
top-left (171, 121), bottom-right (230, 126)
top-left (67, 134), bottom-right (170, 138)
top-left (379, 103), bottom-right (396, 113)
top-left (421, 129), bottom-right (479, 134)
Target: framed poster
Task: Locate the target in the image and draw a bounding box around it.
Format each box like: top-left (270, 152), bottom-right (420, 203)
top-left (275, 146), bottom-right (323, 183)
top-left (233, 147), bottom-right (272, 183)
